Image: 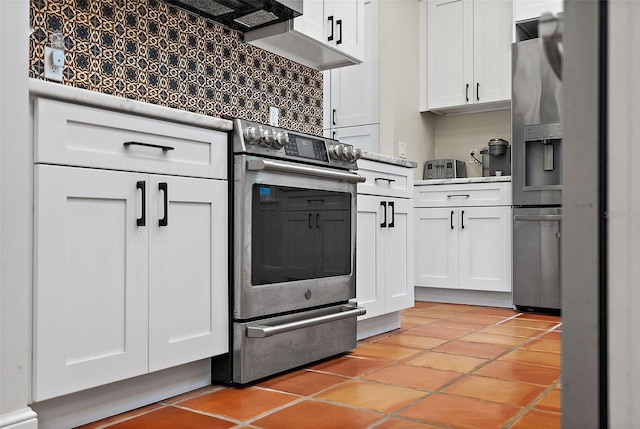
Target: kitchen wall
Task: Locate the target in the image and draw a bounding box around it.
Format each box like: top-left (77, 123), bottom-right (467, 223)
top-left (28, 0), bottom-right (323, 135)
top-left (433, 109), bottom-right (511, 177)
top-left (379, 0), bottom-right (433, 178)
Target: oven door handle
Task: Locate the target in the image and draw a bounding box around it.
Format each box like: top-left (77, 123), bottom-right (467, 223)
top-left (246, 159), bottom-right (366, 183)
top-left (246, 305), bottom-right (366, 338)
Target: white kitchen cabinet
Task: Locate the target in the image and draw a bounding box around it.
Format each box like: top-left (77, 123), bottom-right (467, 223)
top-left (325, 124), bottom-right (380, 153)
top-left (356, 160), bottom-right (414, 321)
top-left (148, 175), bottom-right (228, 373)
top-left (246, 0), bottom-right (364, 70)
top-left (32, 99), bottom-right (228, 401)
top-left (324, 0), bottom-right (378, 150)
top-left (415, 206), bottom-right (511, 292)
top-left (424, 0), bottom-right (512, 113)
top-left (34, 166), bottom-right (149, 401)
top-left (514, 0), bottom-right (562, 23)
top-left (414, 181), bottom-right (512, 295)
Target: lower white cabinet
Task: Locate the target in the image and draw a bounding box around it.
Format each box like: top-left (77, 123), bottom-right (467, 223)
top-left (33, 166), bottom-right (228, 401)
top-left (356, 160), bottom-right (414, 321)
top-left (415, 205), bottom-right (511, 292)
top-left (357, 196), bottom-right (414, 319)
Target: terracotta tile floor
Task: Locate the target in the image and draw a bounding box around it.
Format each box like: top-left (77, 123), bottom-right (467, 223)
top-left (77, 301), bottom-right (562, 429)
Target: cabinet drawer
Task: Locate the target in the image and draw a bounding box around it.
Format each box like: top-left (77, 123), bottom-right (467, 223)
top-left (414, 182), bottom-right (512, 207)
top-left (34, 98), bottom-right (227, 179)
top-left (357, 159), bottom-right (413, 198)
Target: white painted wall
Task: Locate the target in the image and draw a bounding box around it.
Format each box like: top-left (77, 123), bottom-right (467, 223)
top-left (378, 0), bottom-right (434, 179)
top-left (0, 0), bottom-right (38, 428)
top-left (433, 110), bottom-right (511, 177)
top-left (607, 0), bottom-right (640, 426)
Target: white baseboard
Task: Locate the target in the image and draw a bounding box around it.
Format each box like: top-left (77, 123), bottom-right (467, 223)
top-left (357, 311), bottom-right (401, 340)
top-left (0, 408), bottom-right (37, 429)
top-left (31, 359), bottom-right (213, 429)
top-left (415, 287), bottom-right (513, 308)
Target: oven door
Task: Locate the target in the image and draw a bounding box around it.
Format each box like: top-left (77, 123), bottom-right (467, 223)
top-left (234, 155), bottom-right (364, 320)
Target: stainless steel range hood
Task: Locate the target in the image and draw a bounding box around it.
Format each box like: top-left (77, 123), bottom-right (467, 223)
top-left (165, 0), bottom-right (302, 33)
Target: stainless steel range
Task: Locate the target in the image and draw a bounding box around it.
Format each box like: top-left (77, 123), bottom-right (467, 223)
top-left (212, 119), bottom-right (366, 384)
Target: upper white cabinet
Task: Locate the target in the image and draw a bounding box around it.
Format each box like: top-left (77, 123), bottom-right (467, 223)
top-left (32, 98), bottom-right (229, 401)
top-left (421, 0), bottom-right (513, 114)
top-left (514, 0), bottom-right (562, 22)
top-left (246, 0), bottom-right (365, 70)
top-left (324, 0), bottom-right (379, 151)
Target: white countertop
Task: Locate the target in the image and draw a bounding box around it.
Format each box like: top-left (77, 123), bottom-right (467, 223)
top-left (359, 151), bottom-right (418, 168)
top-left (29, 78), bottom-right (233, 132)
top-left (415, 176), bottom-right (512, 186)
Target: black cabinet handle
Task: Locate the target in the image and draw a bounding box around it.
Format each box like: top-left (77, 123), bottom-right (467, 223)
top-left (124, 141), bottom-right (174, 151)
top-left (332, 109), bottom-right (336, 126)
top-left (336, 19), bottom-right (343, 44)
top-left (374, 177), bottom-right (396, 184)
top-left (461, 210), bottom-right (465, 229)
top-left (316, 213), bottom-right (320, 228)
top-left (476, 82), bottom-right (480, 101)
top-left (328, 16), bottom-right (334, 41)
top-left (332, 131), bottom-right (336, 139)
top-left (308, 213), bottom-right (312, 228)
top-left (450, 210), bottom-right (454, 230)
top-left (388, 202), bottom-right (395, 228)
top-left (159, 182), bottom-right (168, 227)
top-left (466, 84), bottom-right (469, 102)
top-left (136, 181), bottom-right (146, 227)
top-left (380, 201), bottom-right (387, 228)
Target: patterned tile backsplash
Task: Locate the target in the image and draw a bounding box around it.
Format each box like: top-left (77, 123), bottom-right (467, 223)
top-left (29, 0), bottom-right (323, 134)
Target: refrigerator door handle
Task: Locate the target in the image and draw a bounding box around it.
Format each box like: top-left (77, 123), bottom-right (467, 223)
top-left (514, 214), bottom-right (562, 222)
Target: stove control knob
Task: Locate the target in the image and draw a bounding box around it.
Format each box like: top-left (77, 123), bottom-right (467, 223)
top-left (272, 131), bottom-right (289, 149)
top-left (343, 145), bottom-right (356, 162)
top-left (244, 126), bottom-right (263, 145)
top-left (328, 143), bottom-right (345, 161)
top-left (354, 148), bottom-right (362, 161)
top-left (260, 128), bottom-right (276, 148)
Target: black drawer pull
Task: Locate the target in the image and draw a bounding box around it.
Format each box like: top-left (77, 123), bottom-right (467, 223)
top-left (336, 19), bottom-right (343, 44)
top-left (159, 182), bottom-right (168, 227)
top-left (124, 141), bottom-right (175, 151)
top-left (136, 181), bottom-right (146, 226)
top-left (388, 202), bottom-right (395, 228)
top-left (461, 210), bottom-right (465, 229)
top-left (380, 201), bottom-right (387, 228)
top-left (450, 210), bottom-right (454, 230)
top-left (375, 177), bottom-right (396, 184)
top-left (328, 16), bottom-right (334, 41)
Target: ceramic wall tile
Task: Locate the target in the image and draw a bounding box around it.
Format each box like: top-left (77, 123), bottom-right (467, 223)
top-left (29, 0), bottom-right (323, 135)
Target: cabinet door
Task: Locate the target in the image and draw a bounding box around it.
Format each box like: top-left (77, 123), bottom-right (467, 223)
top-left (427, 0), bottom-right (473, 109)
top-left (33, 165), bottom-right (148, 401)
top-left (332, 0), bottom-right (365, 60)
top-left (330, 0), bottom-right (372, 128)
top-left (355, 195), bottom-right (385, 319)
top-left (333, 124), bottom-right (380, 153)
top-left (473, 0), bottom-right (513, 104)
top-left (414, 207), bottom-right (459, 289)
top-left (458, 206), bottom-right (512, 292)
top-left (383, 198), bottom-right (414, 312)
top-left (148, 176), bottom-right (228, 372)
top-left (294, 0), bottom-right (329, 43)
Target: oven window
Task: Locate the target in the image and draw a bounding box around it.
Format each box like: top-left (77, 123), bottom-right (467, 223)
top-left (251, 185), bottom-right (352, 285)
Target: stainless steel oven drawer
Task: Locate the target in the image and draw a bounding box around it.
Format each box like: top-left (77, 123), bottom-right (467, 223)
top-left (232, 304), bottom-right (365, 384)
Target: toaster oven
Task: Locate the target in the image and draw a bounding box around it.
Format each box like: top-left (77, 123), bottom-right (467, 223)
top-left (423, 159), bottom-right (467, 180)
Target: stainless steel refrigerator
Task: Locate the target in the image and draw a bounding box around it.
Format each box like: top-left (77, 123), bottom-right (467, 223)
top-left (511, 29), bottom-right (563, 311)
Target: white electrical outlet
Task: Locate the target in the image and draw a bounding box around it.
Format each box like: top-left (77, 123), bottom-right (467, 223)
top-left (44, 46), bottom-right (64, 82)
top-left (469, 149), bottom-right (477, 158)
top-left (398, 141), bottom-right (408, 159)
top-left (269, 106), bottom-right (279, 126)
